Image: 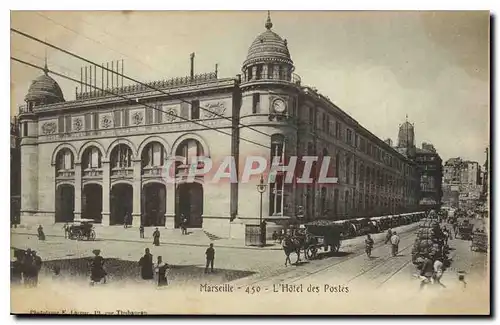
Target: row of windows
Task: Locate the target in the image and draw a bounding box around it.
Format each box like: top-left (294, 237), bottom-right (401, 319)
top-left (305, 106), bottom-right (412, 175)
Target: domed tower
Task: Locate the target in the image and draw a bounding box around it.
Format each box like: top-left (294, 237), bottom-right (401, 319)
top-left (241, 12), bottom-right (296, 84)
top-left (24, 62), bottom-right (65, 110)
top-left (238, 12), bottom-right (301, 222)
top-left (397, 115), bottom-right (416, 158)
top-left (19, 61), bottom-right (65, 224)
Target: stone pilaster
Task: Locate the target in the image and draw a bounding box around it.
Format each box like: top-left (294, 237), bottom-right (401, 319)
top-left (165, 181), bottom-right (175, 228)
top-left (74, 162), bottom-right (82, 219)
top-left (132, 160), bottom-right (142, 227)
top-left (101, 160), bottom-right (110, 226)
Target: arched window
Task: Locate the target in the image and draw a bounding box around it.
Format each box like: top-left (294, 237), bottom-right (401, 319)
top-left (82, 146), bottom-right (102, 170)
top-left (56, 149), bottom-right (74, 171)
top-left (142, 142), bottom-right (166, 168)
top-left (111, 144), bottom-right (132, 169)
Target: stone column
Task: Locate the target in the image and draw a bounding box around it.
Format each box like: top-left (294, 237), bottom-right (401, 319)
top-left (74, 162), bottom-right (82, 219)
top-left (101, 160), bottom-right (110, 226)
top-left (165, 181), bottom-right (175, 229)
top-left (132, 160), bottom-right (142, 227)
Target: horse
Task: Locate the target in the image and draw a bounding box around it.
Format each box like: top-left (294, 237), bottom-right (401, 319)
top-left (282, 236), bottom-right (304, 267)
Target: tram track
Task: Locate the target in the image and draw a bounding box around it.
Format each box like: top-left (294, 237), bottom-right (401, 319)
top-left (234, 225), bottom-right (418, 288)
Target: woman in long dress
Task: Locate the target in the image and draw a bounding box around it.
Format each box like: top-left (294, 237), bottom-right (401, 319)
top-left (90, 249), bottom-right (107, 285)
top-left (139, 248), bottom-right (154, 280)
top-left (155, 256), bottom-right (169, 287)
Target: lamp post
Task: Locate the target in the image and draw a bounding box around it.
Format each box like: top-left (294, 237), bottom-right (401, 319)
top-left (256, 175), bottom-right (268, 246)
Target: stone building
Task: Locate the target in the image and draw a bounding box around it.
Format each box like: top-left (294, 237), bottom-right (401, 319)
top-left (16, 13), bottom-right (420, 237)
top-left (442, 157), bottom-right (482, 209)
top-left (392, 118), bottom-right (443, 209)
top-left (11, 118), bottom-right (21, 225)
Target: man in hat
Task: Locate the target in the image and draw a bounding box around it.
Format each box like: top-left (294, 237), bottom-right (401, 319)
top-left (153, 228), bottom-right (160, 246)
top-left (390, 231), bottom-right (400, 257)
top-left (37, 225), bottom-right (45, 241)
top-left (139, 225), bottom-right (145, 239)
top-left (90, 249), bottom-right (106, 285)
top-left (205, 243), bottom-right (215, 274)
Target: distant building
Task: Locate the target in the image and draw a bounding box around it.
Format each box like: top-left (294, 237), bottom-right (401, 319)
top-left (391, 118), bottom-right (443, 210)
top-left (442, 157), bottom-right (482, 209)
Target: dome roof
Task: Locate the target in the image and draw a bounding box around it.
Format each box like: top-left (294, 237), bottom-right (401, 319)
top-left (25, 68), bottom-right (65, 104)
top-left (242, 13), bottom-right (293, 68)
top-left (399, 121), bottom-right (414, 130)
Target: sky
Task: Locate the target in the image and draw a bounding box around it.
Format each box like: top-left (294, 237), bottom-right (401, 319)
top-left (10, 11), bottom-right (490, 164)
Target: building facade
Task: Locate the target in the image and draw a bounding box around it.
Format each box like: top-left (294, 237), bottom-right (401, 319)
top-left (16, 14), bottom-right (420, 237)
top-left (442, 157), bottom-right (482, 209)
top-left (393, 119), bottom-right (443, 209)
top-left (11, 118), bottom-right (21, 225)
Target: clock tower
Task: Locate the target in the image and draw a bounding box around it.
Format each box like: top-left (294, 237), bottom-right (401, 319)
top-left (237, 11), bottom-right (302, 224)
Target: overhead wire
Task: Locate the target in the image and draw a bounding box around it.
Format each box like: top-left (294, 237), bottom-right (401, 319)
top-left (11, 56), bottom-right (271, 150)
top-left (22, 15), bottom-right (278, 140)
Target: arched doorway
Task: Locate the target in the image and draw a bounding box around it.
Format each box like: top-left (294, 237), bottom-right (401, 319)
top-left (142, 183), bottom-right (166, 226)
top-left (176, 183), bottom-right (203, 228)
top-left (55, 184), bottom-right (75, 223)
top-left (82, 183), bottom-right (103, 222)
top-left (110, 183), bottom-right (133, 225)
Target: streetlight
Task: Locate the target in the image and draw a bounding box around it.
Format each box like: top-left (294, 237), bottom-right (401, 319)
top-left (256, 174), bottom-right (268, 246)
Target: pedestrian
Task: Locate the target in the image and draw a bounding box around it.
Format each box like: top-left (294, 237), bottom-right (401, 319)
top-left (90, 249), bottom-right (107, 285)
top-left (433, 257), bottom-right (445, 288)
top-left (124, 212), bottom-right (129, 229)
top-left (11, 249), bottom-right (23, 285)
top-left (139, 225), bottom-right (145, 239)
top-left (31, 251), bottom-right (42, 287)
top-left (138, 248), bottom-right (154, 280)
top-left (37, 225), bottom-right (45, 241)
top-left (390, 231), bottom-right (400, 257)
top-left (23, 248), bottom-right (35, 287)
top-left (154, 256), bottom-right (169, 287)
top-left (182, 215), bottom-right (188, 235)
top-left (205, 243), bottom-right (215, 274)
top-left (63, 223), bottom-right (69, 239)
top-left (153, 227), bottom-right (160, 246)
top-left (384, 229), bottom-right (392, 244)
top-left (365, 234), bottom-right (374, 258)
top-left (419, 255), bottom-right (435, 290)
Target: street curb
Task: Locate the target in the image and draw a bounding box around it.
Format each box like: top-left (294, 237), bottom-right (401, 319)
top-left (11, 232), bottom-right (284, 251)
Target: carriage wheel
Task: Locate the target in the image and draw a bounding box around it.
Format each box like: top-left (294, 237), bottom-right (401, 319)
top-left (77, 231), bottom-right (84, 240)
top-left (90, 230), bottom-right (96, 241)
top-left (306, 246), bottom-right (318, 260)
top-left (332, 241), bottom-right (341, 253)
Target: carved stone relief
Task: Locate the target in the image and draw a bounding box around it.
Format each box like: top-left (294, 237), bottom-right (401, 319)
top-left (73, 117), bottom-right (83, 131)
top-left (202, 101), bottom-right (227, 119)
top-left (101, 115), bottom-right (112, 129)
top-left (132, 111), bottom-right (144, 125)
top-left (41, 122), bottom-right (57, 135)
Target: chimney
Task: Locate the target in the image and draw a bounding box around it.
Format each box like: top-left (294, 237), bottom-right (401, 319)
top-left (190, 52), bottom-right (195, 79)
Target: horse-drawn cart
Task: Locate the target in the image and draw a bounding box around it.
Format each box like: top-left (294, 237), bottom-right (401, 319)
top-left (303, 220), bottom-right (342, 260)
top-left (69, 219), bottom-right (96, 241)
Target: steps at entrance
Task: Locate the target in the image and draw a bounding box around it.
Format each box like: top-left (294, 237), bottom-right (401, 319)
top-left (203, 230), bottom-right (223, 241)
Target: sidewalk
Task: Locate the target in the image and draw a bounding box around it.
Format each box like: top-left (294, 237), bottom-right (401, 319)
top-left (11, 222), bottom-right (419, 252)
top-left (10, 225), bottom-right (283, 251)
